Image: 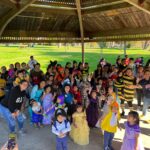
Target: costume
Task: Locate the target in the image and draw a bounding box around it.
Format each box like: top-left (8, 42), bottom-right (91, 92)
top-left (121, 122), bottom-right (145, 150)
top-left (70, 112), bottom-right (89, 145)
top-left (86, 98), bottom-right (99, 127)
top-left (32, 102), bottom-right (43, 124)
top-left (42, 93), bottom-right (55, 125)
top-left (52, 120), bottom-right (71, 150)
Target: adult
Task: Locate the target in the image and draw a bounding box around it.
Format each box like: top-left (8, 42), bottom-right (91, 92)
top-left (139, 70), bottom-right (150, 123)
top-left (30, 63), bottom-right (44, 85)
top-left (0, 80), bottom-right (28, 134)
top-left (28, 56), bottom-right (37, 70)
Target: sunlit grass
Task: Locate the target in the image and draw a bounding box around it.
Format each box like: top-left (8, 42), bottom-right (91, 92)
top-left (0, 45), bottom-right (149, 72)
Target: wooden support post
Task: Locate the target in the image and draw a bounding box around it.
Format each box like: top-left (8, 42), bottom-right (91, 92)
top-left (124, 41), bottom-right (127, 56)
top-left (0, 0), bottom-right (36, 36)
top-left (75, 0), bottom-right (85, 65)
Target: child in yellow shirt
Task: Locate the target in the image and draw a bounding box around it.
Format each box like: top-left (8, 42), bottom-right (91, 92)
top-left (101, 101), bottom-right (120, 150)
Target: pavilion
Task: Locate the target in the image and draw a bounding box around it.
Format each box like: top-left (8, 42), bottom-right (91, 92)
top-left (0, 0), bottom-right (150, 63)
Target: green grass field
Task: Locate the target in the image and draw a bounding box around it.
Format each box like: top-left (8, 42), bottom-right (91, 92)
top-left (0, 45), bottom-right (149, 72)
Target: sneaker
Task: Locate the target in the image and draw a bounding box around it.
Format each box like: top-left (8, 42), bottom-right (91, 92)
top-left (143, 120), bottom-right (150, 124)
top-left (18, 129), bottom-right (26, 136)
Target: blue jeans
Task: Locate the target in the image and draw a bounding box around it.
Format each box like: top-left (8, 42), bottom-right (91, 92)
top-left (0, 104), bottom-right (24, 133)
top-left (56, 136), bottom-right (68, 150)
top-left (143, 97), bottom-right (150, 116)
top-left (104, 131), bottom-right (114, 150)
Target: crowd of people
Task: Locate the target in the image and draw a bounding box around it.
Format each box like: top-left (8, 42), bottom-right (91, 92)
top-left (0, 55), bottom-right (150, 150)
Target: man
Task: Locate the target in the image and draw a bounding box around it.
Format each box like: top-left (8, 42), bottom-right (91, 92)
top-left (0, 80), bottom-right (28, 134)
top-left (139, 70), bottom-right (150, 123)
top-left (30, 63), bottom-right (44, 85)
top-left (28, 56), bottom-right (37, 70)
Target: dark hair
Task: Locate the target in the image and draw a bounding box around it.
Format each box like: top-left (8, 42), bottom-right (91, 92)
top-left (20, 80), bottom-right (28, 84)
top-left (76, 104), bottom-right (84, 112)
top-left (44, 84), bottom-right (52, 91)
top-left (128, 111), bottom-right (140, 125)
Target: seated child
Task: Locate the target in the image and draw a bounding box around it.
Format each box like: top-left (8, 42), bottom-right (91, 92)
top-left (70, 104), bottom-right (89, 145)
top-left (52, 108), bottom-right (71, 150)
top-left (30, 99), bottom-right (43, 128)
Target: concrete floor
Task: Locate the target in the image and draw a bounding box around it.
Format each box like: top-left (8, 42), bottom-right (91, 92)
top-left (0, 107), bottom-right (150, 150)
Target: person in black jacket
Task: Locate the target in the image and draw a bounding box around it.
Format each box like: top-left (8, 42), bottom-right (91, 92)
top-left (0, 80), bottom-right (28, 134)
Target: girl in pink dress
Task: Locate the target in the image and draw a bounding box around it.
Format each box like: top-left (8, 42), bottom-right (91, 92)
top-left (121, 111), bottom-right (145, 150)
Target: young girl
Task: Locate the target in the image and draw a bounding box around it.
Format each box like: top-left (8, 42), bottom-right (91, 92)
top-left (42, 85), bottom-right (55, 125)
top-left (70, 104), bottom-right (89, 145)
top-left (121, 111), bottom-right (145, 150)
top-left (31, 100), bottom-right (43, 128)
top-left (86, 90), bottom-right (99, 127)
top-left (101, 101), bottom-right (120, 150)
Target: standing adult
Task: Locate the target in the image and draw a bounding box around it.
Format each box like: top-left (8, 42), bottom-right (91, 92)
top-left (139, 70), bottom-right (150, 123)
top-left (0, 80), bottom-right (28, 134)
top-left (28, 56), bottom-right (37, 70)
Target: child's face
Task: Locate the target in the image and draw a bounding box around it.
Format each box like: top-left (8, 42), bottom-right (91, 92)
top-left (91, 92), bottom-right (97, 99)
top-left (108, 88), bottom-right (113, 94)
top-left (126, 70), bottom-right (132, 76)
top-left (57, 115), bottom-right (65, 123)
top-left (73, 86), bottom-right (78, 92)
top-left (127, 115), bottom-right (136, 124)
top-left (18, 73), bottom-right (23, 78)
top-left (57, 98), bottom-right (61, 103)
top-left (112, 106), bottom-right (118, 113)
top-left (98, 80), bottom-right (102, 85)
top-left (77, 106), bottom-right (83, 113)
top-left (46, 87), bottom-right (51, 93)
top-left (40, 81), bottom-right (46, 89)
top-left (65, 86), bottom-right (70, 93)
top-left (107, 99), bottom-right (113, 105)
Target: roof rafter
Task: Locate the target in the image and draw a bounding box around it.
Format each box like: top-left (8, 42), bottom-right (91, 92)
top-left (0, 0), bottom-right (36, 36)
top-left (122, 0), bottom-right (150, 15)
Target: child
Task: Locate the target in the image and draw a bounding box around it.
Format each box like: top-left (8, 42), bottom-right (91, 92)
top-left (42, 85), bottom-right (55, 125)
top-left (70, 104), bottom-right (89, 145)
top-left (31, 100), bottom-right (43, 128)
top-left (101, 101), bottom-right (120, 150)
top-left (52, 108), bottom-right (71, 150)
top-left (86, 90), bottom-right (99, 128)
top-left (13, 70), bottom-right (24, 87)
top-left (121, 111), bottom-right (145, 150)
top-left (100, 95), bottom-right (114, 122)
top-left (55, 95), bottom-right (67, 112)
top-left (108, 86), bottom-right (116, 103)
top-left (71, 85), bottom-right (81, 104)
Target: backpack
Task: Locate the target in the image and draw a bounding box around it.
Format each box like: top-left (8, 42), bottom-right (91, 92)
top-left (53, 120), bottom-right (68, 131)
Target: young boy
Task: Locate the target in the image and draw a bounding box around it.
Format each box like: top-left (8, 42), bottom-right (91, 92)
top-left (52, 109), bottom-right (71, 150)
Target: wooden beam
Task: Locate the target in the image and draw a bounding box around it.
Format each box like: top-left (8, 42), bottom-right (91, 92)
top-left (26, 6), bottom-right (77, 16)
top-left (122, 0), bottom-right (150, 15)
top-left (1, 34), bottom-right (150, 43)
top-left (0, 0), bottom-right (15, 8)
top-left (34, 1), bottom-right (76, 8)
top-left (83, 2), bottom-right (132, 15)
top-left (75, 0), bottom-right (85, 64)
top-left (86, 27), bottom-right (150, 37)
top-left (2, 30), bottom-right (79, 37)
top-left (0, 0), bottom-right (37, 36)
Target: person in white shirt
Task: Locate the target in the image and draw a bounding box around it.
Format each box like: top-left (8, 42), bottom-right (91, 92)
top-left (28, 56), bottom-right (37, 70)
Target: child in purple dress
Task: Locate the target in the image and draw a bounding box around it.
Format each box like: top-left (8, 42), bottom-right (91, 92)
top-left (121, 111), bottom-right (145, 150)
top-left (86, 90), bottom-right (99, 127)
top-left (42, 85), bottom-right (55, 125)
